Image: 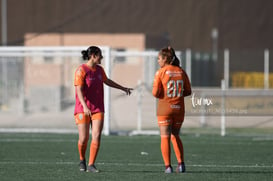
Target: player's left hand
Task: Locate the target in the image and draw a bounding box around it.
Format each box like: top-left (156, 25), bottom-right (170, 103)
top-left (124, 88), bottom-right (133, 95)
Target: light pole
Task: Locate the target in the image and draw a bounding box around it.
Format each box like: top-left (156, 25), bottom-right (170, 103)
top-left (1, 0), bottom-right (7, 107)
top-left (1, 0), bottom-right (7, 45)
top-left (211, 28), bottom-right (218, 62)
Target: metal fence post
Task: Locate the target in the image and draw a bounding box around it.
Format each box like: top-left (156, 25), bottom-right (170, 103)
top-left (186, 49), bottom-right (192, 82)
top-left (264, 49), bottom-right (269, 90)
top-left (224, 49), bottom-right (229, 89)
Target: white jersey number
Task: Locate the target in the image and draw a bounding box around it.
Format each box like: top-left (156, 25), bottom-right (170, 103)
top-left (167, 80), bottom-right (183, 97)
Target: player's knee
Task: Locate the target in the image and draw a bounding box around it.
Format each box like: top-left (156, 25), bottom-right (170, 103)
top-left (171, 134), bottom-right (177, 141)
top-left (92, 131), bottom-right (102, 142)
top-left (78, 136), bottom-right (89, 145)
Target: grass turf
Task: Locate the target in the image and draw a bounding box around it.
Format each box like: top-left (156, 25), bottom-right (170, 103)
top-left (0, 132), bottom-right (272, 181)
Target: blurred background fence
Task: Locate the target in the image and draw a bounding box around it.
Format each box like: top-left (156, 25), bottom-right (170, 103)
top-left (0, 46), bottom-right (272, 135)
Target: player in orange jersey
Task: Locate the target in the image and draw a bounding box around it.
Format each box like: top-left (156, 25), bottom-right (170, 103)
top-left (152, 46), bottom-right (191, 173)
top-left (74, 46), bottom-right (133, 172)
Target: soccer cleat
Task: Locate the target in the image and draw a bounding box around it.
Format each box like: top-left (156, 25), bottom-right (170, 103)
top-left (79, 159), bottom-right (86, 172)
top-left (176, 163), bottom-right (186, 173)
top-left (87, 164), bottom-right (100, 173)
top-left (164, 166), bottom-right (173, 174)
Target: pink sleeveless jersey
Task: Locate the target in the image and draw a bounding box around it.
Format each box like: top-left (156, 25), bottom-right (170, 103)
top-left (74, 64), bottom-right (107, 115)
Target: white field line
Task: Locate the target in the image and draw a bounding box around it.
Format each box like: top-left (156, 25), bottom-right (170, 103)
top-left (0, 138), bottom-right (76, 142)
top-left (1, 137), bottom-right (273, 146)
top-left (252, 137), bottom-right (273, 141)
top-left (1, 128), bottom-right (273, 140)
top-left (0, 139), bottom-right (160, 145)
top-left (0, 128), bottom-right (77, 134)
top-left (0, 161), bottom-right (272, 168)
top-left (0, 138), bottom-right (271, 146)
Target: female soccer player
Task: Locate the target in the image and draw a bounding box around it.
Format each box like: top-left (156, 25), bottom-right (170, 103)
top-left (152, 46), bottom-right (191, 173)
top-left (74, 46), bottom-right (133, 173)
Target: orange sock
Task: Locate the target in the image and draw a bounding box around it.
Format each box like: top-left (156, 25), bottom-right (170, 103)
top-left (78, 141), bottom-right (87, 161)
top-left (171, 134), bottom-right (184, 163)
top-left (88, 141), bottom-right (100, 165)
top-left (161, 135), bottom-right (171, 167)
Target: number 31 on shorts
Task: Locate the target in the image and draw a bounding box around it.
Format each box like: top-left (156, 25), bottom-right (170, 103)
top-left (167, 80), bottom-right (183, 97)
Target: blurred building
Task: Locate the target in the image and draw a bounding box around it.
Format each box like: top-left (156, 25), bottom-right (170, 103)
top-left (0, 0), bottom-right (272, 51)
top-left (1, 0), bottom-right (273, 113)
top-left (1, 0), bottom-right (273, 84)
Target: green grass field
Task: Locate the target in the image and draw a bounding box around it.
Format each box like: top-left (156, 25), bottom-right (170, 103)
top-left (0, 131), bottom-right (273, 181)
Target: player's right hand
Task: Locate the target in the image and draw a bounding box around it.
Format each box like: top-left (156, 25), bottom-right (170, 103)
top-left (83, 106), bottom-right (92, 116)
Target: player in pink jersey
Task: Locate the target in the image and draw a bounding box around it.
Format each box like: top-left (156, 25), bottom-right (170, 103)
top-left (74, 46), bottom-right (133, 173)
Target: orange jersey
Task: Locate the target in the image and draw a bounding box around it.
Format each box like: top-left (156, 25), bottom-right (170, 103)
top-left (152, 65), bottom-right (191, 117)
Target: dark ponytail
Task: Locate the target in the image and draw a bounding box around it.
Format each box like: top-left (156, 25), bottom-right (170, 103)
top-left (81, 50), bottom-right (89, 60)
top-left (168, 46), bottom-right (180, 67)
top-left (81, 46), bottom-right (102, 60)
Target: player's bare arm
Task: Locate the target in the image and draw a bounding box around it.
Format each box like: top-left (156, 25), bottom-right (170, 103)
top-left (104, 78), bottom-right (133, 95)
top-left (76, 85), bottom-right (91, 116)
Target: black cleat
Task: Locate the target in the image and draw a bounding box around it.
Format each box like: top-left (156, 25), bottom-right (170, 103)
top-left (87, 164), bottom-right (99, 173)
top-left (176, 163), bottom-right (186, 173)
top-left (165, 166), bottom-right (173, 173)
top-left (79, 159), bottom-right (86, 172)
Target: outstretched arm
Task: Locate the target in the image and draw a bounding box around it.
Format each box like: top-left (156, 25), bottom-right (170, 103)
top-left (104, 78), bottom-right (133, 95)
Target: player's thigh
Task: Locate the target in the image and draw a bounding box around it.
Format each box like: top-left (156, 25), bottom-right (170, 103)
top-left (171, 115), bottom-right (184, 135)
top-left (75, 113), bottom-right (91, 142)
top-left (91, 112), bottom-right (104, 139)
top-left (77, 123), bottom-right (90, 143)
top-left (159, 125), bottom-right (172, 136)
top-left (158, 116), bottom-right (172, 135)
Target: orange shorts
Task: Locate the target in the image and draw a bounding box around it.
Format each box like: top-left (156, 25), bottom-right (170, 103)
top-left (74, 112), bottom-right (104, 125)
top-left (157, 115), bottom-right (184, 128)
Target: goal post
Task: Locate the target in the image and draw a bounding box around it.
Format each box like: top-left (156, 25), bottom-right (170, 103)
top-left (103, 47), bottom-right (111, 136)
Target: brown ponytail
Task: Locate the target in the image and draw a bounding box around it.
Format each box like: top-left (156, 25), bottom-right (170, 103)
top-left (159, 46), bottom-right (180, 67)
